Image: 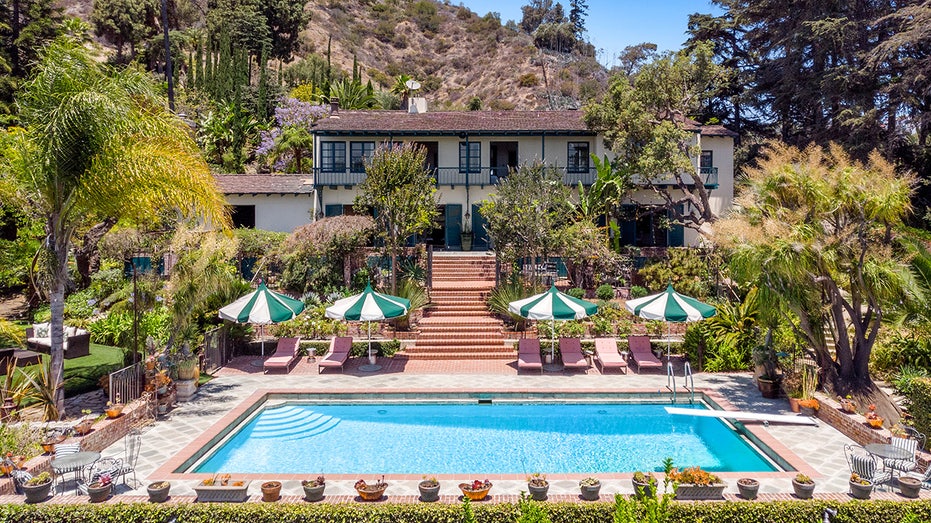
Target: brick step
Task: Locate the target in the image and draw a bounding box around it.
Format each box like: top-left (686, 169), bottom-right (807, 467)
top-left (412, 337), bottom-right (506, 346)
top-left (417, 325), bottom-right (503, 334)
top-left (424, 312), bottom-right (492, 319)
top-left (402, 352), bottom-right (513, 360)
top-left (431, 283), bottom-right (495, 291)
top-left (406, 343), bottom-right (510, 351)
top-left (418, 319), bottom-right (502, 327)
top-left (430, 293), bottom-right (488, 300)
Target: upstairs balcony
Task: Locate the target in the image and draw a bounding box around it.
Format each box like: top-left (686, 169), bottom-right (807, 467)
top-left (312, 166), bottom-right (718, 189)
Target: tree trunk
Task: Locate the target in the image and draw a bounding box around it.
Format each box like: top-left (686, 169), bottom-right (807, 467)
top-left (74, 218), bottom-right (116, 290)
top-left (48, 215), bottom-right (70, 421)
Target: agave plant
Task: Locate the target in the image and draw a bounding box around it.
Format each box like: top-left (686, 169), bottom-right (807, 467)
top-left (19, 359), bottom-right (59, 421)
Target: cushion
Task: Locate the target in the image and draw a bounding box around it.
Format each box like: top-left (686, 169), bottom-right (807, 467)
top-left (33, 323), bottom-right (50, 338)
top-left (64, 326), bottom-right (77, 337)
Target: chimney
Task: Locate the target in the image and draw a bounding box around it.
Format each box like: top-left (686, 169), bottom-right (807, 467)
top-left (408, 97), bottom-right (427, 114)
top-left (329, 97), bottom-right (340, 116)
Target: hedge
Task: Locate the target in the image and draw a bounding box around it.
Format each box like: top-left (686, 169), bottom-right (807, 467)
top-left (905, 377), bottom-right (931, 447)
top-left (2, 499), bottom-right (931, 523)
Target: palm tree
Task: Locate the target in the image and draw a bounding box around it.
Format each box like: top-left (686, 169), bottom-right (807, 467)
top-left (1, 38), bottom-right (229, 419)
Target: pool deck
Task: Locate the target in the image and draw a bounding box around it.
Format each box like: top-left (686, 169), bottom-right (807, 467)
top-left (30, 356), bottom-right (931, 502)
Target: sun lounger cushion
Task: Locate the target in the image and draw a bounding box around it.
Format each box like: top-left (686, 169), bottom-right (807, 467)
top-left (559, 338), bottom-right (589, 369)
top-left (594, 337), bottom-right (627, 373)
top-left (517, 338), bottom-right (542, 373)
top-left (318, 336), bottom-right (352, 373)
top-left (264, 337), bottom-right (301, 373)
top-left (628, 335), bottom-right (662, 370)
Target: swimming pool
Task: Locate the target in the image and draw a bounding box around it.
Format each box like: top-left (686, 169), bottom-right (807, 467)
top-left (192, 401), bottom-right (780, 474)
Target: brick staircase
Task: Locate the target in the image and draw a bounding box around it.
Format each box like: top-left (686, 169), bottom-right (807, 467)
top-left (402, 254), bottom-right (513, 360)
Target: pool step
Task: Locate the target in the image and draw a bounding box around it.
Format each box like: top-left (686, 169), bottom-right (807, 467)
top-left (250, 406), bottom-right (340, 440)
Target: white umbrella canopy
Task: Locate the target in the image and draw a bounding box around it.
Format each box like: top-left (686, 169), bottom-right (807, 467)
top-left (218, 282), bottom-right (305, 357)
top-left (508, 285), bottom-right (599, 360)
top-left (625, 284), bottom-right (716, 358)
top-left (325, 284), bottom-right (411, 367)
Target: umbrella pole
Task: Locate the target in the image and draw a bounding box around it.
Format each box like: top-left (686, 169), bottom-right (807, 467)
top-left (551, 319), bottom-right (556, 360)
top-left (359, 321), bottom-right (382, 372)
top-left (261, 324), bottom-right (265, 357)
top-left (368, 321), bottom-right (372, 360)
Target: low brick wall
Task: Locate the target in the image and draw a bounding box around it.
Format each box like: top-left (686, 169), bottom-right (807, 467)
top-left (0, 400), bottom-right (148, 496)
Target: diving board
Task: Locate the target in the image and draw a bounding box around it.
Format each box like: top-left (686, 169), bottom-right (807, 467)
top-left (664, 407), bottom-right (818, 426)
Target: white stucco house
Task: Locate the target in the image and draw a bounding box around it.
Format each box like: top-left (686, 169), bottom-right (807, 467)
top-left (216, 102), bottom-right (736, 248)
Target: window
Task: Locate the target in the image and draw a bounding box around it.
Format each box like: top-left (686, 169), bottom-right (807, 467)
top-left (700, 150), bottom-right (713, 170)
top-left (567, 142), bottom-right (590, 173)
top-left (350, 142), bottom-right (375, 173)
top-left (459, 142), bottom-right (480, 173)
top-left (231, 205), bottom-right (256, 228)
top-left (321, 141), bottom-right (346, 172)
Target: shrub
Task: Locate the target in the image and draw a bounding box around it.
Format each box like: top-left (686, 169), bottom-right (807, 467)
top-left (596, 284), bottom-right (615, 301)
top-left (637, 248), bottom-right (714, 299)
top-left (902, 377), bottom-right (931, 448)
top-left (629, 286), bottom-right (649, 299)
top-left (668, 466), bottom-right (721, 486)
top-left (567, 287), bottom-right (585, 299)
top-left (488, 99), bottom-right (516, 111)
top-left (645, 320), bottom-right (666, 337)
top-left (517, 73), bottom-right (539, 87)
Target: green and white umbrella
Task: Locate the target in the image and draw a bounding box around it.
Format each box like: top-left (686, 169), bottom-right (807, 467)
top-left (508, 285), bottom-right (599, 360)
top-left (219, 282), bottom-right (305, 357)
top-left (625, 284), bottom-right (716, 358)
top-left (325, 284), bottom-right (411, 368)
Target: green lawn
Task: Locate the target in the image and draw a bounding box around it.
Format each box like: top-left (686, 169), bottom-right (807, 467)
top-left (5, 343), bottom-right (125, 397)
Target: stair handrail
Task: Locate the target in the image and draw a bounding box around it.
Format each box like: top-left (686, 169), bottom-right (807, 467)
top-left (666, 362), bottom-right (676, 404)
top-left (683, 361), bottom-right (695, 404)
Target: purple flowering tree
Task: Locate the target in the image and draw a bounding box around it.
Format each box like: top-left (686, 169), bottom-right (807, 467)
top-left (257, 98), bottom-right (329, 173)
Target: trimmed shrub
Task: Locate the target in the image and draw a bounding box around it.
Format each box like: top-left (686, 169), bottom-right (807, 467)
top-left (904, 377), bottom-right (931, 449)
top-left (567, 287), bottom-right (585, 299)
top-left (629, 286), bottom-right (649, 299)
top-left (518, 73), bottom-right (539, 87)
top-left (596, 284), bottom-right (615, 301)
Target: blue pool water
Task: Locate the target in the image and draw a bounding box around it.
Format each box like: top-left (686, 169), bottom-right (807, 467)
top-left (193, 403), bottom-right (778, 474)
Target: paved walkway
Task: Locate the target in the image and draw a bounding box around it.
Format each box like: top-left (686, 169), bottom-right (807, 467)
top-left (72, 354), bottom-right (919, 503)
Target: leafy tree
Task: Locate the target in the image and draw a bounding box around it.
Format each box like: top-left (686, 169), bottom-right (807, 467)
top-left (256, 97), bottom-right (328, 173)
top-left (206, 0), bottom-right (308, 61)
top-left (520, 0), bottom-right (554, 33)
top-left (480, 163), bottom-right (573, 278)
top-left (197, 101), bottom-right (261, 173)
top-left (354, 143), bottom-right (438, 293)
top-left (712, 142), bottom-right (916, 420)
top-left (612, 43), bottom-right (657, 77)
top-left (0, 38), bottom-right (229, 418)
top-left (3, 0), bottom-right (63, 77)
top-left (585, 43), bottom-right (726, 233)
top-left (568, 0), bottom-right (587, 38)
top-left (91, 0), bottom-right (159, 62)
top-left (280, 215), bottom-right (376, 292)
top-left (327, 78), bottom-right (377, 109)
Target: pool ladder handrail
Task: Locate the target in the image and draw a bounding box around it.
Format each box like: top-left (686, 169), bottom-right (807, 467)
top-left (666, 362), bottom-right (695, 405)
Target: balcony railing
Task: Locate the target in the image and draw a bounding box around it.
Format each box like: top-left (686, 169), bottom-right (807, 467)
top-left (313, 166), bottom-right (717, 188)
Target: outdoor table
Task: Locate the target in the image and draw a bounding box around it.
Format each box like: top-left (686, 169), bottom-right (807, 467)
top-left (51, 451), bottom-right (100, 494)
top-left (864, 443), bottom-right (912, 461)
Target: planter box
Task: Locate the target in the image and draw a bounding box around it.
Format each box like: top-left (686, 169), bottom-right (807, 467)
top-left (674, 482), bottom-right (727, 500)
top-left (194, 480), bottom-right (251, 502)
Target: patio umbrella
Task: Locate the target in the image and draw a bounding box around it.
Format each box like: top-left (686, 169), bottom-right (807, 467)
top-left (218, 282), bottom-right (305, 358)
top-left (625, 284), bottom-right (716, 358)
top-left (325, 283), bottom-right (410, 371)
top-left (508, 285), bottom-right (598, 361)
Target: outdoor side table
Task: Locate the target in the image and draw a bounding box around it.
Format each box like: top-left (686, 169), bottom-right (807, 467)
top-left (864, 443), bottom-right (912, 461)
top-left (51, 451), bottom-right (100, 494)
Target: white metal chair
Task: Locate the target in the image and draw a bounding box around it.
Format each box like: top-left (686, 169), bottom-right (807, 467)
top-left (76, 457), bottom-right (122, 495)
top-left (117, 429), bottom-right (141, 488)
top-left (884, 427), bottom-right (925, 476)
top-left (10, 469), bottom-right (32, 495)
top-left (845, 444), bottom-right (892, 487)
top-left (51, 442), bottom-right (82, 494)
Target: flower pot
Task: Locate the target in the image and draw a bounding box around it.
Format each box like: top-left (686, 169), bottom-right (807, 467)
top-left (579, 482), bottom-right (601, 501)
top-left (675, 482), bottom-right (727, 500)
top-left (73, 419), bottom-right (94, 436)
top-left (303, 483), bottom-right (325, 502)
top-left (899, 476), bottom-right (921, 498)
top-left (788, 397), bottom-right (800, 413)
top-left (147, 481), bottom-right (170, 503)
top-left (792, 478), bottom-right (815, 499)
top-left (418, 481), bottom-right (440, 502)
top-left (737, 478), bottom-right (759, 500)
top-left (528, 482), bottom-right (548, 501)
top-left (631, 479), bottom-right (655, 499)
top-left (461, 232), bottom-right (473, 251)
top-left (87, 482), bottom-right (111, 503)
top-left (867, 417), bottom-right (884, 428)
top-left (22, 480), bottom-right (52, 503)
top-left (849, 480), bottom-right (872, 500)
top-left (157, 404), bottom-right (168, 415)
top-left (106, 406), bottom-right (123, 419)
top-left (458, 482), bottom-right (492, 501)
top-left (758, 377), bottom-right (781, 399)
top-left (356, 485), bottom-right (388, 501)
top-left (840, 400), bottom-right (857, 414)
top-left (261, 481), bottom-right (281, 502)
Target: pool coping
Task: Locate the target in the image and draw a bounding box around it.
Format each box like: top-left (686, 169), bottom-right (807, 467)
top-left (152, 387), bottom-right (819, 482)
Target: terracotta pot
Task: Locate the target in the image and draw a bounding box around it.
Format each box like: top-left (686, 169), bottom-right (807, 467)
top-left (261, 481), bottom-right (281, 502)
top-left (899, 476), bottom-right (921, 498)
top-left (788, 397), bottom-right (800, 413)
top-left (105, 406), bottom-right (123, 419)
top-left (867, 417), bottom-right (884, 428)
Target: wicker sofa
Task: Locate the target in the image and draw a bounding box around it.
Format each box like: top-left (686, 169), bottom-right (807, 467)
top-left (26, 324), bottom-right (91, 359)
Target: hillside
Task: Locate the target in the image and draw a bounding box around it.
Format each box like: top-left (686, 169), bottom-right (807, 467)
top-left (63, 0), bottom-right (608, 110)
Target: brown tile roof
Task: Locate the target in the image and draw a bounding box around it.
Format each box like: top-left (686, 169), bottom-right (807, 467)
top-left (214, 174), bottom-right (315, 194)
top-left (312, 110), bottom-right (593, 134)
top-left (312, 109), bottom-right (736, 138)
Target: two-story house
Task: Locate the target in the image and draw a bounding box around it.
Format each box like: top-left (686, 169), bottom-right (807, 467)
top-left (217, 101), bottom-right (735, 249)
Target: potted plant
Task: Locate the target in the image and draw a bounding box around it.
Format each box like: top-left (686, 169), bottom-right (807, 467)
top-left (798, 398), bottom-right (820, 416)
top-left (527, 473), bottom-right (548, 501)
top-left (668, 466), bottom-right (727, 500)
top-left (73, 409), bottom-right (95, 435)
top-left (461, 220), bottom-right (473, 251)
top-left (737, 477), bottom-right (759, 500)
top-left (261, 480), bottom-right (281, 502)
top-left (40, 431), bottom-right (65, 454)
top-left (631, 471), bottom-right (656, 499)
top-left (147, 481), bottom-right (171, 502)
top-left (458, 479), bottom-right (492, 501)
top-left (175, 355), bottom-right (199, 381)
top-left (791, 473), bottom-right (815, 499)
top-left (579, 476), bottom-right (601, 501)
top-left (354, 477), bottom-right (388, 501)
top-left (302, 475), bottom-right (325, 502)
top-left (194, 474), bottom-right (251, 502)
top-left (753, 336), bottom-right (781, 399)
top-left (839, 395), bottom-right (857, 414)
top-left (21, 472), bottom-right (52, 503)
top-left (848, 473), bottom-right (872, 500)
top-left (418, 476), bottom-right (440, 502)
top-left (87, 473), bottom-right (112, 503)
top-left (865, 404), bottom-right (884, 428)
top-left (105, 397), bottom-right (123, 419)
top-left (899, 475), bottom-right (921, 498)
